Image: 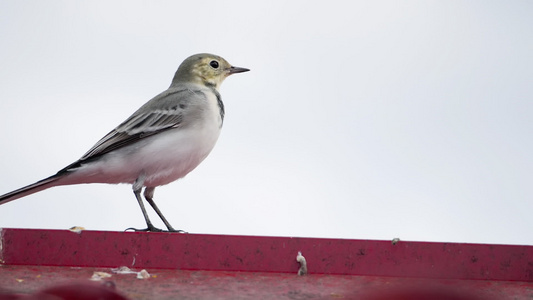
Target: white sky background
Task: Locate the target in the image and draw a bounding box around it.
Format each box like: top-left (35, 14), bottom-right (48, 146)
top-left (0, 1), bottom-right (531, 245)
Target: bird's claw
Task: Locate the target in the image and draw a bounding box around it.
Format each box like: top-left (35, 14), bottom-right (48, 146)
top-left (125, 227), bottom-right (161, 232)
top-left (124, 226), bottom-right (186, 233)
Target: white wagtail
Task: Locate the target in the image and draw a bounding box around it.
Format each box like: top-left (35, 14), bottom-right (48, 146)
top-left (0, 53), bottom-right (249, 232)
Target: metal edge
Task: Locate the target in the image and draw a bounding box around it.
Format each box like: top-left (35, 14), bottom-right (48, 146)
top-left (0, 227), bottom-right (4, 265)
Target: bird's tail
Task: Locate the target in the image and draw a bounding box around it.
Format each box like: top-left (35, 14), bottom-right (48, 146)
top-left (0, 174), bottom-right (63, 205)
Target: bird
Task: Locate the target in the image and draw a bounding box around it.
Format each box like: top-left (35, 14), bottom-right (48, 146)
top-left (0, 53), bottom-right (249, 232)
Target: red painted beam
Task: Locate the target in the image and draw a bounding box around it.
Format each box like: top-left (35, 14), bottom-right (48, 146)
top-left (1, 228), bottom-right (532, 282)
top-left (1, 265), bottom-right (531, 300)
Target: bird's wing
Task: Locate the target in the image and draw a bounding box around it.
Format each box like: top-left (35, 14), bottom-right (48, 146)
top-left (78, 87), bottom-right (205, 162)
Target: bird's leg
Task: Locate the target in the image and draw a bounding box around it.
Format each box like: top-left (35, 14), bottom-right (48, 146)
top-left (144, 187), bottom-right (185, 233)
top-left (125, 175), bottom-right (163, 232)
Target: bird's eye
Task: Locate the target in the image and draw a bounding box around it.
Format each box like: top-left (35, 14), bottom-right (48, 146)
top-left (209, 60), bottom-right (219, 69)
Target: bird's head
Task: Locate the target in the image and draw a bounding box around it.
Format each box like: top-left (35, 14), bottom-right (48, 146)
top-left (171, 53), bottom-right (249, 89)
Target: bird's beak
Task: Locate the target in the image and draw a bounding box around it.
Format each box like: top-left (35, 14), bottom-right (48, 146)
top-left (228, 66), bottom-right (250, 75)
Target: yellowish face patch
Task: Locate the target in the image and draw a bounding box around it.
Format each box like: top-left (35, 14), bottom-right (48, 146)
top-left (191, 56), bottom-right (232, 89)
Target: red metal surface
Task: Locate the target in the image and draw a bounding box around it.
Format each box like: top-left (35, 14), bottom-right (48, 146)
top-left (1, 228), bottom-right (532, 299)
top-left (1, 265), bottom-right (532, 300)
top-left (1, 228), bottom-right (532, 281)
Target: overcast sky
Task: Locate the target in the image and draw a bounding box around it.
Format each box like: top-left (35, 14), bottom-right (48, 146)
top-left (0, 1), bottom-right (531, 245)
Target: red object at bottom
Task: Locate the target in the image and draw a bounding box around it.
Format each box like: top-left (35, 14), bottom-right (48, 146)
top-left (0, 265), bottom-right (531, 300)
top-left (0, 228), bottom-right (532, 299)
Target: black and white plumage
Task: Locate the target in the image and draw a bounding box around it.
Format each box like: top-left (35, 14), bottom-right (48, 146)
top-left (0, 53), bottom-right (249, 232)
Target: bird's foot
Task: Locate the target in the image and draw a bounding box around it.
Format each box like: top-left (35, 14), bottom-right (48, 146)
top-left (124, 227), bottom-right (162, 232)
top-left (124, 226), bottom-right (186, 233)
top-left (124, 223), bottom-right (164, 232)
top-left (165, 225), bottom-right (187, 233)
